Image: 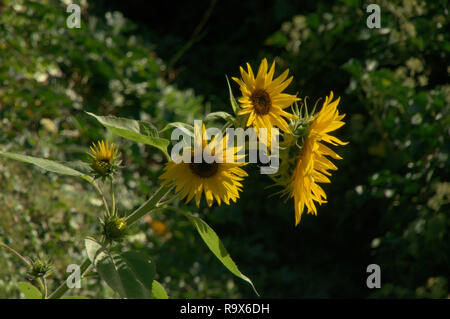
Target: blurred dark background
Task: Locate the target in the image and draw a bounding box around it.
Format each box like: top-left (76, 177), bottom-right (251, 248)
top-left (0, 0), bottom-right (448, 298)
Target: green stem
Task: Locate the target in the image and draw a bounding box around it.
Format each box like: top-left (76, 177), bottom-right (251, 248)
top-left (109, 176), bottom-right (116, 216)
top-left (0, 243), bottom-right (31, 266)
top-left (125, 185), bottom-right (174, 225)
top-left (43, 278), bottom-right (48, 299)
top-left (48, 258), bottom-right (91, 299)
top-left (95, 180), bottom-right (111, 216)
top-left (36, 278), bottom-right (46, 298)
top-left (156, 194), bottom-right (179, 207)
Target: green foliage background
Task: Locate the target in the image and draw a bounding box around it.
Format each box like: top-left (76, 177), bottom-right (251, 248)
top-left (0, 0), bottom-right (448, 298)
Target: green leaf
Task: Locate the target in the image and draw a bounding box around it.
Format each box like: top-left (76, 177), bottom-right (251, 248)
top-left (17, 282), bottom-right (42, 299)
top-left (178, 210), bottom-right (259, 296)
top-left (94, 251), bottom-right (134, 298)
top-left (120, 251), bottom-right (156, 294)
top-left (61, 296), bottom-right (90, 299)
top-left (160, 122), bottom-right (194, 137)
top-left (64, 160), bottom-right (92, 175)
top-left (91, 248), bottom-right (156, 299)
top-left (84, 237), bottom-right (103, 263)
top-left (151, 280), bottom-right (168, 299)
top-left (225, 75), bottom-right (239, 116)
top-left (0, 151), bottom-right (85, 177)
top-left (0, 151), bottom-right (95, 189)
top-left (86, 112), bottom-right (170, 159)
top-left (205, 111), bottom-right (235, 123)
top-left (110, 253), bottom-right (150, 298)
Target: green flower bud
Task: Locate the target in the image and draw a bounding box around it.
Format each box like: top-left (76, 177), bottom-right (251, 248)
top-left (102, 216), bottom-right (127, 242)
top-left (27, 258), bottom-right (52, 280)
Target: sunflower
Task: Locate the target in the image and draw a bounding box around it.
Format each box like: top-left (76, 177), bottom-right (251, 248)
top-left (232, 58), bottom-right (300, 135)
top-left (284, 91), bottom-right (348, 225)
top-left (88, 140), bottom-right (120, 178)
top-left (160, 124), bottom-right (247, 207)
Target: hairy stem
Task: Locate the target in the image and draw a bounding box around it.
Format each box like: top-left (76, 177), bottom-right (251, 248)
top-left (95, 180), bottom-right (111, 216)
top-left (109, 176), bottom-right (116, 216)
top-left (48, 258), bottom-right (91, 299)
top-left (125, 185), bottom-right (173, 225)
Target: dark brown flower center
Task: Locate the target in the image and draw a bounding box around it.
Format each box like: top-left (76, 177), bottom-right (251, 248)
top-left (189, 161), bottom-right (219, 178)
top-left (251, 89), bottom-right (271, 115)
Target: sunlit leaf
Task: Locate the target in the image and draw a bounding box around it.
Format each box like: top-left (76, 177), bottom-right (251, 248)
top-left (85, 237), bottom-right (103, 264)
top-left (0, 151), bottom-right (84, 177)
top-left (86, 112), bottom-right (170, 159)
top-left (151, 280), bottom-right (168, 299)
top-left (17, 282), bottom-right (42, 299)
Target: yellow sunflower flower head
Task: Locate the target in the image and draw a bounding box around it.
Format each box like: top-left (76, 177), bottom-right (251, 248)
top-left (88, 140), bottom-right (120, 179)
top-left (160, 123), bottom-right (248, 207)
top-left (271, 91), bottom-right (348, 226)
top-left (232, 58), bottom-right (300, 137)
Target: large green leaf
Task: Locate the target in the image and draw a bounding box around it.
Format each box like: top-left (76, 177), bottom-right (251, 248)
top-left (120, 251), bottom-right (156, 294)
top-left (95, 251), bottom-right (130, 298)
top-left (86, 112), bottom-right (170, 159)
top-left (177, 209), bottom-right (259, 296)
top-left (85, 239), bottom-right (156, 299)
top-left (106, 253), bottom-right (150, 299)
top-left (151, 280), bottom-right (168, 299)
top-left (0, 151), bottom-right (85, 177)
top-left (17, 282), bottom-right (42, 299)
